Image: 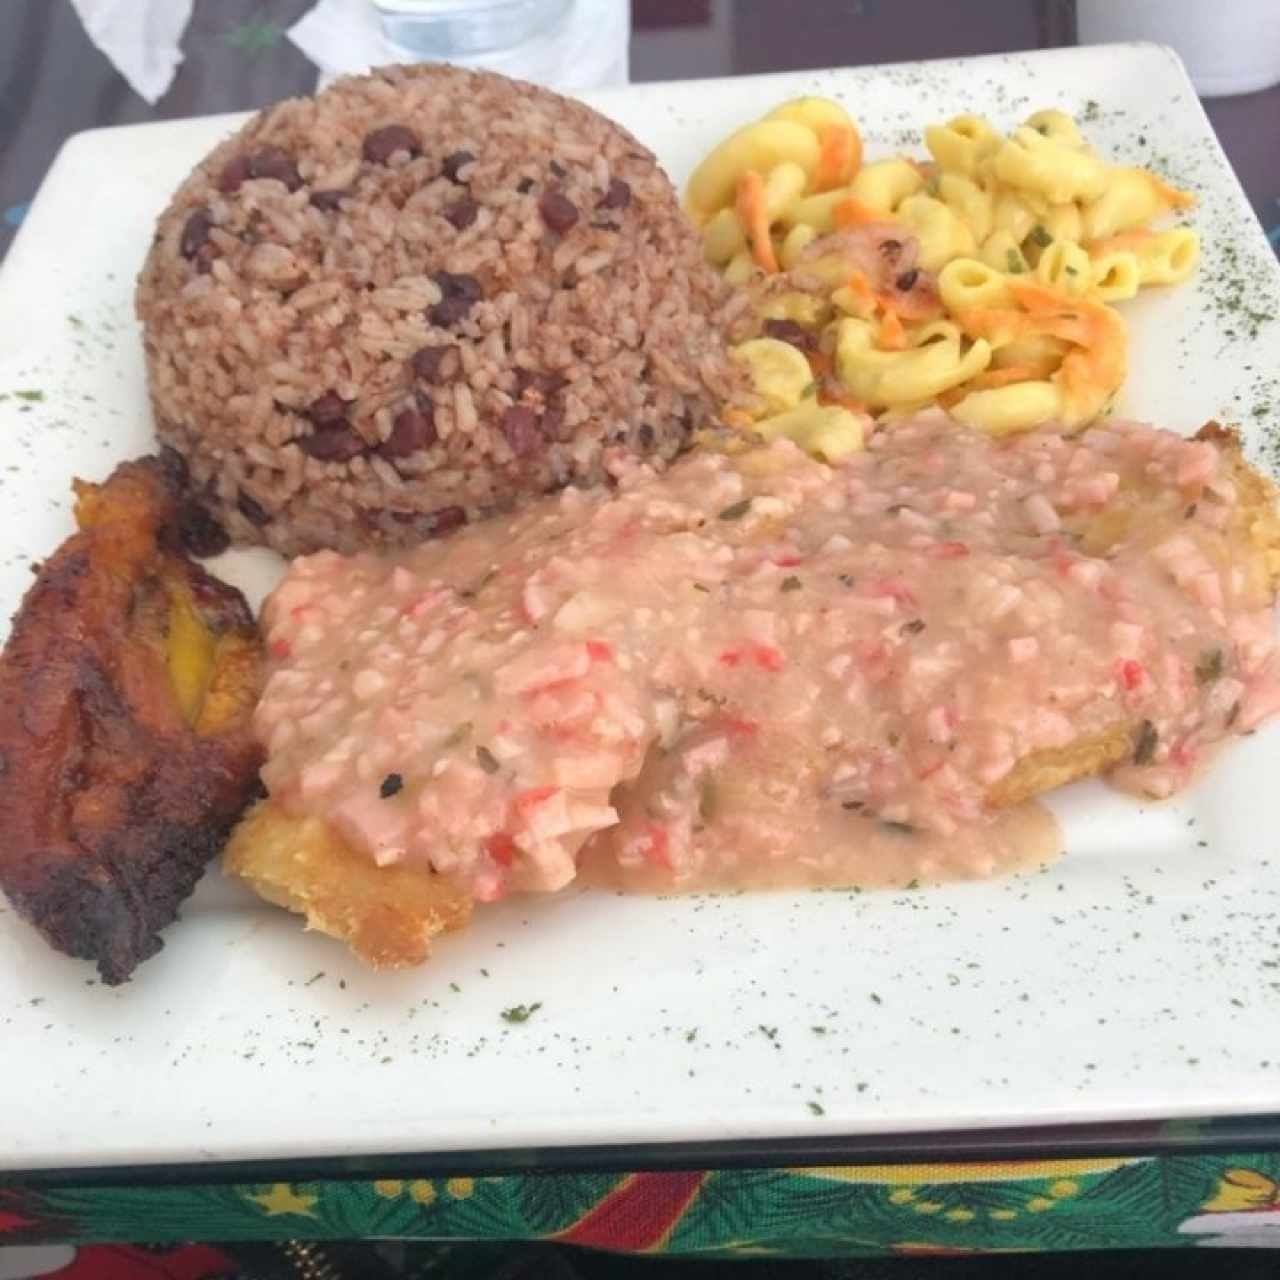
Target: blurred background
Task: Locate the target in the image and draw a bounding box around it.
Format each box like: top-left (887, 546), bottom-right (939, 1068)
top-left (1, 0), bottom-right (1278, 261)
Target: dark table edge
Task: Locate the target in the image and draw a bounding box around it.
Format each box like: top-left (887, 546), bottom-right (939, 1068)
top-left (8, 1112), bottom-right (1280, 1191)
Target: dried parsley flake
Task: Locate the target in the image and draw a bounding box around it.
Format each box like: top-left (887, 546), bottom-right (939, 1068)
top-left (1195, 649), bottom-right (1224, 685)
top-left (501, 1002), bottom-right (542, 1024)
top-left (1133, 720), bottom-right (1158, 765)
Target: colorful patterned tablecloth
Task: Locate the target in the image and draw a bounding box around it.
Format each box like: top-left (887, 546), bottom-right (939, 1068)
top-left (7, 1153), bottom-right (1280, 1257)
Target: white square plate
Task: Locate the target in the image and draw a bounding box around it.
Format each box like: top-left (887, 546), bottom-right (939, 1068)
top-left (3, 44), bottom-right (1280, 1174)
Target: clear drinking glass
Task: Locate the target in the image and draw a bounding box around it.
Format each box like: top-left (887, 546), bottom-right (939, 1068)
top-left (372, 0), bottom-right (575, 60)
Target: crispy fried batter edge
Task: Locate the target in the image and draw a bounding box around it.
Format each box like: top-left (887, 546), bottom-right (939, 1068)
top-left (224, 802), bottom-right (472, 969)
top-left (990, 422), bottom-right (1280, 807)
top-left (0, 457), bottom-right (263, 983)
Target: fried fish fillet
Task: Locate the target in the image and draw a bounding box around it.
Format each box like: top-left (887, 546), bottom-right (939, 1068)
top-left (0, 456), bottom-right (263, 983)
top-left (225, 421), bottom-right (1280, 970)
top-left (988, 422), bottom-right (1280, 808)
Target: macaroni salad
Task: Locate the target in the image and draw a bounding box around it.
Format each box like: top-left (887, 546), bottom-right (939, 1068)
top-left (688, 98), bottom-right (1199, 449)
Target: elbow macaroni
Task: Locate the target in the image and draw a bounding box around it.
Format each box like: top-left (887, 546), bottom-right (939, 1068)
top-left (732, 338), bottom-right (814, 415)
top-left (690, 96), bottom-right (1200, 446)
top-left (1089, 250), bottom-right (1141, 302)
top-left (894, 194), bottom-right (976, 271)
top-left (754, 402), bottom-right (866, 462)
top-left (937, 174), bottom-right (994, 244)
top-left (835, 317), bottom-right (992, 407)
top-left (848, 158), bottom-right (924, 216)
top-left (952, 380), bottom-right (1062, 436)
top-left (686, 119), bottom-right (821, 223)
top-left (938, 258), bottom-right (1015, 312)
top-left (1127, 229), bottom-right (1201, 286)
top-left (924, 114), bottom-right (1001, 178)
top-left (1081, 168), bottom-right (1195, 241)
top-left (992, 126), bottom-right (1108, 204)
top-left (1033, 239), bottom-right (1092, 297)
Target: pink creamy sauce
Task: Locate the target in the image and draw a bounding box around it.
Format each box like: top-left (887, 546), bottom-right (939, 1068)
top-left (256, 414), bottom-right (1280, 901)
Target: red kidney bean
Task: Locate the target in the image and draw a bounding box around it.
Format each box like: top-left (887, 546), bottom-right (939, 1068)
top-left (309, 188), bottom-right (347, 212)
top-left (379, 406), bottom-right (437, 459)
top-left (306, 391), bottom-right (351, 426)
top-left (300, 425), bottom-right (366, 462)
top-left (411, 345), bottom-right (451, 382)
top-left (429, 273), bottom-right (483, 327)
top-left (514, 368), bottom-right (568, 399)
top-left (502, 405), bottom-right (544, 456)
top-left (429, 506), bottom-right (467, 536)
top-left (362, 125), bottom-right (421, 164)
top-left (598, 178), bottom-right (631, 210)
top-left (248, 146), bottom-right (302, 191)
top-left (763, 318), bottom-right (817, 351)
top-left (429, 297), bottom-right (470, 327)
top-left (539, 190), bottom-right (579, 233)
top-left (179, 208), bottom-right (213, 259)
top-left (444, 197), bottom-right (478, 231)
top-left (217, 154), bottom-right (252, 194)
top-left (441, 150), bottom-right (476, 183)
top-left (237, 491), bottom-right (270, 525)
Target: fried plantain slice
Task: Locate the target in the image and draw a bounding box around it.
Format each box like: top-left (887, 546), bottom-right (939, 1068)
top-left (0, 455), bottom-right (263, 983)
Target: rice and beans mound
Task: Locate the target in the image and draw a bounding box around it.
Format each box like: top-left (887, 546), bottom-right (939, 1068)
top-left (137, 65), bottom-right (743, 556)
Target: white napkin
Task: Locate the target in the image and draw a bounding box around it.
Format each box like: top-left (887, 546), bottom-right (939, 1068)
top-left (69, 0), bottom-right (194, 105)
top-left (68, 0), bottom-right (629, 107)
top-left (288, 0), bottom-right (631, 92)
